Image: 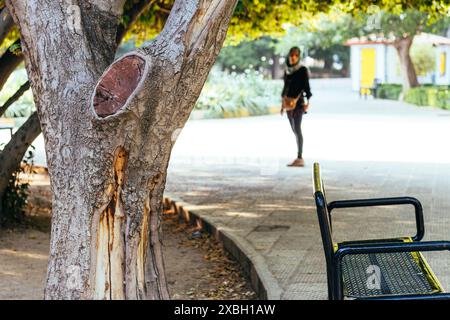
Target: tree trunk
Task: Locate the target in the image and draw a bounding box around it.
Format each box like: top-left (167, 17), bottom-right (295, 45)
top-left (7, 0), bottom-right (237, 300)
top-left (393, 35), bottom-right (419, 92)
top-left (0, 112), bottom-right (40, 214)
top-left (0, 40), bottom-right (23, 90)
top-left (0, 0), bottom-right (151, 220)
top-left (0, 8), bottom-right (14, 45)
top-left (0, 0), bottom-right (152, 215)
top-left (272, 53), bottom-right (281, 79)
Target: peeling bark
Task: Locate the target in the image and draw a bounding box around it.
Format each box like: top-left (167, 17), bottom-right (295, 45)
top-left (7, 0), bottom-right (238, 300)
top-left (94, 147), bottom-right (127, 299)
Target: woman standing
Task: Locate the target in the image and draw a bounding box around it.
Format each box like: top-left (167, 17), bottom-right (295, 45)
top-left (281, 47), bottom-right (312, 167)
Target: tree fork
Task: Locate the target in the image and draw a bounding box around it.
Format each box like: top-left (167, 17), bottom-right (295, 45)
top-left (7, 0), bottom-right (238, 300)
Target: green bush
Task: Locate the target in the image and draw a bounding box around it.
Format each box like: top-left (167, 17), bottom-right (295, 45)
top-left (404, 86), bottom-right (450, 109)
top-left (376, 84), bottom-right (402, 100)
top-left (194, 67), bottom-right (282, 118)
top-left (377, 83), bottom-right (450, 110)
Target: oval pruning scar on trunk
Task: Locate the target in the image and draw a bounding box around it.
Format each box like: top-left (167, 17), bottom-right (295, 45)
top-left (95, 147), bottom-right (128, 299)
top-left (93, 55), bottom-right (145, 118)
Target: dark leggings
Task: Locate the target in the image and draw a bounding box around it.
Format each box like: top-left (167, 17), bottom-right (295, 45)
top-left (287, 108), bottom-right (303, 159)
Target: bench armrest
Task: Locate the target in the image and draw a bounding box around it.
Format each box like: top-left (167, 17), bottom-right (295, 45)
top-left (327, 196), bottom-right (424, 241)
top-left (332, 241), bottom-right (450, 300)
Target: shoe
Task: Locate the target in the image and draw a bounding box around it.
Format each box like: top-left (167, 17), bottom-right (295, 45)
top-left (287, 158), bottom-right (305, 167)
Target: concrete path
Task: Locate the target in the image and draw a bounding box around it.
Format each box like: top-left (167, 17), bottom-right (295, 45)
top-left (165, 78), bottom-right (450, 299)
top-left (3, 78), bottom-right (450, 299)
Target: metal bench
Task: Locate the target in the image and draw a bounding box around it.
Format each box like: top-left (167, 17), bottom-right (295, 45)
top-left (359, 78), bottom-right (380, 99)
top-left (312, 162), bottom-right (450, 300)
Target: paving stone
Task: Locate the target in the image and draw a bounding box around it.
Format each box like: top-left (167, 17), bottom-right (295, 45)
top-left (164, 81), bottom-right (450, 300)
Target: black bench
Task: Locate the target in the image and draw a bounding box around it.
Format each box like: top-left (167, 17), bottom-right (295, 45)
top-left (313, 162), bottom-right (450, 300)
top-left (359, 78), bottom-right (380, 99)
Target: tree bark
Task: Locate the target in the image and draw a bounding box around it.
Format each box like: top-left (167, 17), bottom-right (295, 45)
top-left (0, 39), bottom-right (23, 90)
top-left (0, 112), bottom-right (40, 213)
top-left (0, 7), bottom-right (14, 45)
top-left (0, 0), bottom-right (153, 222)
top-left (7, 0), bottom-right (238, 300)
top-left (393, 35), bottom-right (419, 92)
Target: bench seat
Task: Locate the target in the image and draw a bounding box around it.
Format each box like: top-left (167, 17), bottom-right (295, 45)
top-left (312, 162), bottom-right (450, 300)
top-left (338, 238), bottom-right (443, 299)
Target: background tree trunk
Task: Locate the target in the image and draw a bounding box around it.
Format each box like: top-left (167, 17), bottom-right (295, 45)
top-left (0, 112), bottom-right (40, 214)
top-left (7, 0), bottom-right (238, 299)
top-left (0, 7), bottom-right (14, 45)
top-left (0, 40), bottom-right (23, 90)
top-left (393, 35), bottom-right (419, 92)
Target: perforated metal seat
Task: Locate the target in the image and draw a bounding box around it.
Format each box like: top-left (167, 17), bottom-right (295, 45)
top-left (340, 250), bottom-right (440, 298)
top-left (312, 162), bottom-right (450, 300)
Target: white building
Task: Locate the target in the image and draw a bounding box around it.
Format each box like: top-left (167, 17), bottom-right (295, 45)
top-left (346, 33), bottom-right (450, 91)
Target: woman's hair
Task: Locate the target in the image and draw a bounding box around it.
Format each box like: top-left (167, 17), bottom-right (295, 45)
top-left (289, 47), bottom-right (301, 57)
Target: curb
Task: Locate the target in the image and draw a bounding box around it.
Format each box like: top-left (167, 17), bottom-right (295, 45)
top-left (164, 193), bottom-right (283, 300)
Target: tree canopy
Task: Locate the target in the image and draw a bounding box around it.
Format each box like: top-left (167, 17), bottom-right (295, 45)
top-left (124, 0), bottom-right (450, 46)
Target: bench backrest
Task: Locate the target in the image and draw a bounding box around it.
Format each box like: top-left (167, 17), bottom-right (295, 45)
top-left (313, 163), bottom-right (335, 295)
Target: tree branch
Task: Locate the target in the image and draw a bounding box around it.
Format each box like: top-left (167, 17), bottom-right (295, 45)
top-left (88, 0), bottom-right (127, 16)
top-left (0, 80), bottom-right (29, 117)
top-left (0, 39), bottom-right (23, 91)
top-left (158, 0), bottom-right (238, 61)
top-left (0, 111), bottom-right (40, 201)
top-left (0, 7), bottom-right (14, 46)
top-left (116, 0), bottom-right (156, 44)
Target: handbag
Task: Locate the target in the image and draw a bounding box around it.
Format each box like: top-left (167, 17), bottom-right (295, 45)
top-left (282, 90), bottom-right (303, 111)
top-left (282, 96), bottom-right (299, 111)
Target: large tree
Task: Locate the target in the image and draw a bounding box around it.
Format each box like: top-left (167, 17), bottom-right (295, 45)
top-left (1, 0), bottom-right (448, 300)
top-left (0, 0), bottom-right (324, 218)
top-left (0, 0), bottom-right (154, 218)
top-left (5, 0), bottom-right (242, 300)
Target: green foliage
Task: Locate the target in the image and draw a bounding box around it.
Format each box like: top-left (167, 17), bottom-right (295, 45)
top-left (350, 7), bottom-right (450, 42)
top-left (376, 84), bottom-right (403, 100)
top-left (377, 9), bottom-right (430, 39)
top-left (123, 0), bottom-right (173, 44)
top-left (194, 67), bottom-right (282, 118)
top-left (377, 84), bottom-right (450, 109)
top-left (127, 0), bottom-right (385, 45)
top-left (404, 86), bottom-right (450, 109)
top-left (0, 148), bottom-right (34, 226)
top-left (376, 84), bottom-right (450, 111)
top-left (275, 8), bottom-right (362, 55)
top-left (410, 43), bottom-right (436, 77)
top-left (9, 42), bottom-right (22, 55)
top-left (216, 37), bottom-right (276, 73)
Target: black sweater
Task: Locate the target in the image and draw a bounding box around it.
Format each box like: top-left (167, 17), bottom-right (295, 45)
top-left (281, 66), bottom-right (312, 100)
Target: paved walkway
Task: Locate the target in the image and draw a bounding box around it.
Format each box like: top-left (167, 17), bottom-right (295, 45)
top-left (165, 79), bottom-right (450, 299)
